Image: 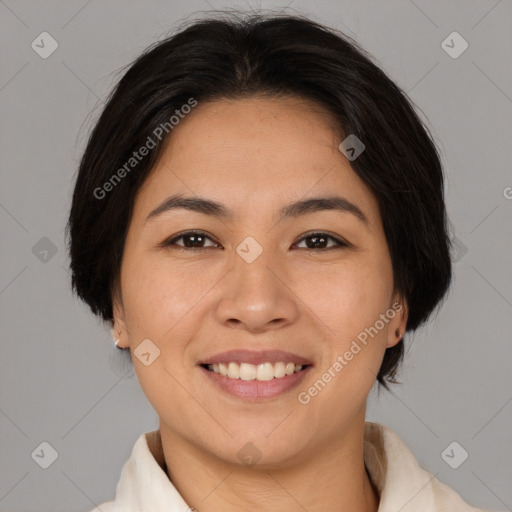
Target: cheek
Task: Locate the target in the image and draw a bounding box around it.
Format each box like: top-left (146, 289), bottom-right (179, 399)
top-left (121, 252), bottom-right (208, 338)
top-left (296, 255), bottom-right (392, 338)
top-left (296, 264), bottom-right (391, 424)
top-left (121, 254), bottom-right (203, 423)
top-left (292, 250), bottom-right (393, 402)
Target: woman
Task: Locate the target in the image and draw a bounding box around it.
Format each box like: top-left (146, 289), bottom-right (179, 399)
top-left (66, 12), bottom-right (490, 512)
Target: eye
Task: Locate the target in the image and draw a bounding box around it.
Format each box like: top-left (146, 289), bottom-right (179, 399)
top-left (293, 232), bottom-right (349, 250)
top-left (161, 230), bottom-right (349, 251)
top-left (162, 231), bottom-right (221, 250)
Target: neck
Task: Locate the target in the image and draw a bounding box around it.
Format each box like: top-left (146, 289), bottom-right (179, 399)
top-left (158, 414), bottom-right (380, 512)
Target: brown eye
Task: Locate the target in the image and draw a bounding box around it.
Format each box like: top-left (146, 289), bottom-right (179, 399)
top-left (161, 231), bottom-right (348, 251)
top-left (163, 231), bottom-right (220, 249)
top-left (294, 232), bottom-right (348, 250)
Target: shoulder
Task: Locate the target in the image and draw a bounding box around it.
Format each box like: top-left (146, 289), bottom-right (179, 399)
top-left (364, 422), bottom-right (494, 512)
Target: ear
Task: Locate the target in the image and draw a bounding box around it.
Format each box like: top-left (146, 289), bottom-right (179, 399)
top-left (112, 287), bottom-right (130, 348)
top-left (386, 295), bottom-right (408, 349)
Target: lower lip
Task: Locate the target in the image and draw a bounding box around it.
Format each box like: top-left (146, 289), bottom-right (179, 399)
top-left (199, 365), bottom-right (312, 400)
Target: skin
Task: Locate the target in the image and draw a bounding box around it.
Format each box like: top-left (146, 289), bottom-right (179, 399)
top-left (113, 96), bottom-right (408, 512)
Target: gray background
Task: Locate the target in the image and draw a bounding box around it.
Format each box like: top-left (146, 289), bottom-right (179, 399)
top-left (1, 0), bottom-right (511, 510)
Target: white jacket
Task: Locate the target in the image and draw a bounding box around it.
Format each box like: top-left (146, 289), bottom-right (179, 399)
top-left (91, 422), bottom-right (492, 511)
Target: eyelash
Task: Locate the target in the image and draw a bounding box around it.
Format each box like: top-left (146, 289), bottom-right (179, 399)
top-left (161, 230), bottom-right (349, 251)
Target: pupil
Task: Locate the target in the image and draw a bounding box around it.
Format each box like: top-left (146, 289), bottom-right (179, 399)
top-left (308, 235), bottom-right (326, 249)
top-left (185, 234), bottom-right (203, 247)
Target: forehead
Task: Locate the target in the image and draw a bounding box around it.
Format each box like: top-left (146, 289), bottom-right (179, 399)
top-left (164, 95), bottom-right (342, 163)
top-left (134, 96), bottom-right (380, 228)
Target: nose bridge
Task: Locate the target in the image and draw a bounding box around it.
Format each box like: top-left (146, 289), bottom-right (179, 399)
top-left (231, 233), bottom-right (279, 298)
top-left (215, 233), bottom-right (298, 331)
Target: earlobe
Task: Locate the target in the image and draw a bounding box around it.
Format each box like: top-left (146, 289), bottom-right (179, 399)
top-left (113, 328), bottom-right (122, 348)
top-left (386, 297), bottom-right (408, 348)
top-left (112, 296), bottom-right (130, 349)
top-left (386, 328), bottom-right (403, 349)
top-left (112, 321), bottom-right (129, 350)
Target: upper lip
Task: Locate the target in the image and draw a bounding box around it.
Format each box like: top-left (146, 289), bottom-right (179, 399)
top-left (198, 349), bottom-right (313, 366)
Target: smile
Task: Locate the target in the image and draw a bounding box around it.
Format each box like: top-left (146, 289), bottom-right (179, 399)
top-left (203, 361), bottom-right (308, 381)
top-left (199, 363), bottom-right (312, 400)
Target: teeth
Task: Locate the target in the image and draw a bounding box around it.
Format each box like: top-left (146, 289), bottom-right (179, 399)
top-left (207, 361), bottom-right (305, 380)
top-left (275, 362), bottom-right (286, 378)
top-left (255, 362), bottom-right (273, 381)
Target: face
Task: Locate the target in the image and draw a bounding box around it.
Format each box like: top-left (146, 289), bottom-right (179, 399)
top-left (113, 96), bottom-right (407, 467)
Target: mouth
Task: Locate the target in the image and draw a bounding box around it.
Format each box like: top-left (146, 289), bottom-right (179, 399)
top-left (200, 361), bottom-right (311, 381)
top-left (197, 349), bottom-right (313, 400)
top-left (198, 352), bottom-right (313, 400)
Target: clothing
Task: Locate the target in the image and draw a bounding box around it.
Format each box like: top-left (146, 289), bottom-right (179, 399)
top-left (91, 422), bottom-right (490, 511)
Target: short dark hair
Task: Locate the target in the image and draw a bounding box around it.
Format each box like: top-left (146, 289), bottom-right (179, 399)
top-left (66, 12), bottom-right (452, 390)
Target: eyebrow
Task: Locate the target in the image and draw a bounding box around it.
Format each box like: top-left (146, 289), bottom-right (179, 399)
top-left (144, 193), bottom-right (369, 226)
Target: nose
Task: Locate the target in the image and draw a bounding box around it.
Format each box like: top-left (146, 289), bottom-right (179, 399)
top-left (215, 246), bottom-right (300, 333)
